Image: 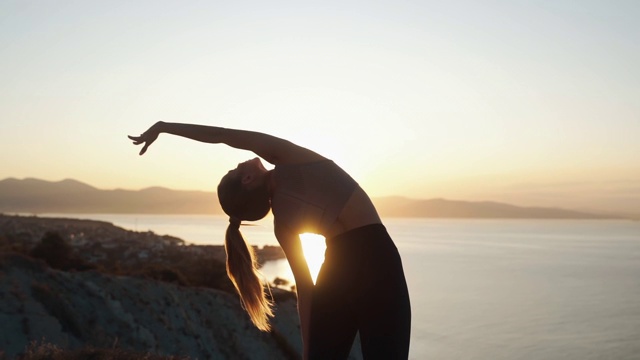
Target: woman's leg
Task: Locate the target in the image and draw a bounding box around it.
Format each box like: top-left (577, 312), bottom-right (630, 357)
top-left (308, 257), bottom-right (359, 360)
top-left (356, 241), bottom-right (411, 359)
top-left (338, 224), bottom-right (411, 359)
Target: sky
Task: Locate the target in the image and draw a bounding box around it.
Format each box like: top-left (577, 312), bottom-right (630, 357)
top-left (1, 1), bottom-right (639, 214)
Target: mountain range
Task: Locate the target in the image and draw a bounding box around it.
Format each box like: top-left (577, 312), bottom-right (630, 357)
top-left (0, 177), bottom-right (620, 219)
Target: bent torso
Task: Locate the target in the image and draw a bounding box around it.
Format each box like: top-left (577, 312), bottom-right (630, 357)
top-left (270, 160), bottom-right (383, 291)
top-left (326, 186), bottom-right (382, 238)
top-left (270, 159), bottom-right (382, 239)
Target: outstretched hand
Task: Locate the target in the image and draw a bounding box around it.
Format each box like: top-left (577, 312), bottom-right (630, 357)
top-left (128, 122), bottom-right (163, 155)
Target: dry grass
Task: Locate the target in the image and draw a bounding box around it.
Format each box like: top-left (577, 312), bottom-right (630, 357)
top-left (15, 341), bottom-right (191, 360)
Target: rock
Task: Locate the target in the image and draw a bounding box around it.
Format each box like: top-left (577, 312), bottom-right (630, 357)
top-left (0, 253), bottom-right (301, 359)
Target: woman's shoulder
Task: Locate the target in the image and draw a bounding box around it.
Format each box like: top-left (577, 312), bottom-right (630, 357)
top-left (274, 158), bottom-right (333, 170)
top-left (272, 158), bottom-right (347, 184)
top-left (265, 138), bottom-right (328, 165)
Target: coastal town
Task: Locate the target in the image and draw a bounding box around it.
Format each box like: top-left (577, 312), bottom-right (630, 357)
top-left (0, 214), bottom-right (287, 291)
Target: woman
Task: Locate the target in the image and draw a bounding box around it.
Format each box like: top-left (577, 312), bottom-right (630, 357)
top-left (129, 122), bottom-right (411, 359)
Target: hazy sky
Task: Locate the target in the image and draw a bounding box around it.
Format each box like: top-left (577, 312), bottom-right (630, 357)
top-left (1, 1), bottom-right (639, 213)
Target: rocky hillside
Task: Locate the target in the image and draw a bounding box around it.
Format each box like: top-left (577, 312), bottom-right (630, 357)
top-left (0, 253), bottom-right (301, 359)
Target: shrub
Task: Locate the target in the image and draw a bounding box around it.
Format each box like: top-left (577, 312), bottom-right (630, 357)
top-left (134, 265), bottom-right (189, 286)
top-left (29, 232), bottom-right (95, 271)
top-left (272, 277), bottom-right (289, 289)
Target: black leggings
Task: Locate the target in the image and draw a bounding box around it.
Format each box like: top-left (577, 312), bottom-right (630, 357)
top-left (309, 224), bottom-right (411, 359)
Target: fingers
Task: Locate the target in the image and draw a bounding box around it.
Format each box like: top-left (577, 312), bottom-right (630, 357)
top-left (139, 137), bottom-right (155, 155)
top-left (128, 135), bottom-right (145, 145)
top-left (140, 143), bottom-right (150, 155)
top-left (128, 132), bottom-right (155, 156)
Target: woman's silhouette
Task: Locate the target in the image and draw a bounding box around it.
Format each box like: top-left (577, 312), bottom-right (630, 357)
top-left (129, 122), bottom-right (411, 359)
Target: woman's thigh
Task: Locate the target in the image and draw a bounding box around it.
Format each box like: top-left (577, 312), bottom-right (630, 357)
top-left (357, 246), bottom-right (412, 359)
top-left (308, 261), bottom-right (359, 360)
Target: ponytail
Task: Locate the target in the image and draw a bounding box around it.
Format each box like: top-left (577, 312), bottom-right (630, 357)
top-left (224, 219), bottom-right (274, 331)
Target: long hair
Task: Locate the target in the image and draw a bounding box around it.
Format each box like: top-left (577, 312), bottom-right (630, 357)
top-left (224, 222), bottom-right (274, 331)
top-left (218, 173), bottom-right (273, 331)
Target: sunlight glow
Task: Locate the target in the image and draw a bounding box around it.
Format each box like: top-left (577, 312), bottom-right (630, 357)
top-left (299, 233), bottom-right (327, 285)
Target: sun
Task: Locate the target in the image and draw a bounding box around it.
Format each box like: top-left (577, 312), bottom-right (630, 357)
top-left (299, 233), bottom-right (327, 284)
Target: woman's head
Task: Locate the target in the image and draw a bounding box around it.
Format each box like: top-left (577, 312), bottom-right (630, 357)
top-left (217, 158), bottom-right (271, 221)
top-left (217, 157), bottom-right (274, 331)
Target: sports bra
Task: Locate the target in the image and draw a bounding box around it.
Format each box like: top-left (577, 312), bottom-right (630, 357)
top-left (271, 160), bottom-right (358, 235)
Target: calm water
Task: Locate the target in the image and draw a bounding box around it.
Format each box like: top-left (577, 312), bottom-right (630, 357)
top-left (42, 214), bottom-right (640, 359)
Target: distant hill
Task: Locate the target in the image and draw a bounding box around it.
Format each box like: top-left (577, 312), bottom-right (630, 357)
top-left (373, 196), bottom-right (615, 219)
top-left (0, 177), bottom-right (222, 214)
top-left (0, 177), bottom-right (617, 219)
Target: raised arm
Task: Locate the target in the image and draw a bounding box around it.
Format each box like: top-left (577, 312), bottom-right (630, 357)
top-left (128, 121), bottom-right (324, 165)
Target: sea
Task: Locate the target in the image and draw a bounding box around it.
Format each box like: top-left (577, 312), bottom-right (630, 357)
top-left (39, 214), bottom-right (640, 360)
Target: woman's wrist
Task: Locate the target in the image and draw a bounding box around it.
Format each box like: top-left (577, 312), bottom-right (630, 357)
top-left (154, 121), bottom-right (168, 133)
